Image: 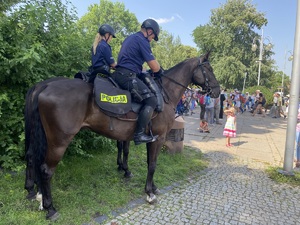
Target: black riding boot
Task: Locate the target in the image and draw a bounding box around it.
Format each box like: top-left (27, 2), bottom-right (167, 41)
top-left (134, 106), bottom-right (155, 145)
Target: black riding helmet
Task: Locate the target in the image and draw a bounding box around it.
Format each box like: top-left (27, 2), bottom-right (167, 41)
top-left (98, 24), bottom-right (116, 38)
top-left (141, 19), bottom-right (160, 41)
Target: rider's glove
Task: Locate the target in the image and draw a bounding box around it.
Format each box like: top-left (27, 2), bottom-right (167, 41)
top-left (153, 68), bottom-right (164, 79)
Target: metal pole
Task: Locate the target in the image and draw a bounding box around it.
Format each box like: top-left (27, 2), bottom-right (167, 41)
top-left (282, 50), bottom-right (287, 89)
top-left (282, 0), bottom-right (300, 174)
top-left (257, 29), bottom-right (264, 86)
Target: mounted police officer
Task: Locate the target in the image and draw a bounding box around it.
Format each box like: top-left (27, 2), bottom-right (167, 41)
top-left (112, 19), bottom-right (164, 145)
top-left (89, 24), bottom-right (117, 83)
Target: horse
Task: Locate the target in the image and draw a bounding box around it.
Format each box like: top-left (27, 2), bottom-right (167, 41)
top-left (24, 51), bottom-right (220, 220)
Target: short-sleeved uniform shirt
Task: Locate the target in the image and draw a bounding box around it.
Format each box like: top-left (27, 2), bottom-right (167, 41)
top-left (117, 31), bottom-right (155, 74)
top-left (91, 40), bottom-right (115, 69)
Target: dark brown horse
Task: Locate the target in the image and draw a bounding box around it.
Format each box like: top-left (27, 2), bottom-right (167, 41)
top-left (25, 52), bottom-right (220, 220)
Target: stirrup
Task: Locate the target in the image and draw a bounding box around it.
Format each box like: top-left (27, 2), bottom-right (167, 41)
top-left (134, 133), bottom-right (158, 145)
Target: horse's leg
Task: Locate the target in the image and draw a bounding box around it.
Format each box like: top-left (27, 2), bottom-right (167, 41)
top-left (39, 144), bottom-right (70, 220)
top-left (122, 141), bottom-right (132, 178)
top-left (145, 139), bottom-right (164, 203)
top-left (117, 140), bottom-right (123, 171)
top-left (117, 141), bottom-right (132, 177)
top-left (39, 162), bottom-right (59, 220)
top-left (38, 134), bottom-right (73, 219)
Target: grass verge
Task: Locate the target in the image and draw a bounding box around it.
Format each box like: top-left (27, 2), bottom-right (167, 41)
top-left (266, 166), bottom-right (300, 186)
top-left (0, 144), bottom-right (207, 225)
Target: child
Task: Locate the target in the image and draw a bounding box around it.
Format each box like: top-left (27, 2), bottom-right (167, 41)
top-left (199, 119), bottom-right (210, 133)
top-left (223, 107), bottom-right (237, 147)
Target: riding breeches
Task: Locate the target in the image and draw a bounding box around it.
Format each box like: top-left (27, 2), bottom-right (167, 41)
top-left (112, 69), bottom-right (157, 108)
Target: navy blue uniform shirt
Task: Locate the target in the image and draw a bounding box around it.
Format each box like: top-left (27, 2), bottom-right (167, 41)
top-left (91, 40), bottom-right (115, 69)
top-left (117, 31), bottom-right (155, 74)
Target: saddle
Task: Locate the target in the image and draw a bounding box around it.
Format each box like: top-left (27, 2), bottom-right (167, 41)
top-left (93, 76), bottom-right (144, 120)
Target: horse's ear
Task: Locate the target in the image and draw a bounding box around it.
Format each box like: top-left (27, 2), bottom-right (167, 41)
top-left (205, 50), bottom-right (211, 60)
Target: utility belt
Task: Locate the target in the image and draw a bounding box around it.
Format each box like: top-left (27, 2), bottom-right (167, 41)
top-left (92, 65), bottom-right (110, 75)
top-left (115, 67), bottom-right (137, 78)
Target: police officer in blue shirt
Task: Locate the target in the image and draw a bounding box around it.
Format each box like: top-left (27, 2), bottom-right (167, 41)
top-left (90, 24), bottom-right (117, 83)
top-left (112, 19), bottom-right (164, 145)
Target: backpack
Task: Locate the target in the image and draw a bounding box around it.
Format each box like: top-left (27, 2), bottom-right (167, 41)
top-left (199, 95), bottom-right (205, 104)
top-left (262, 97), bottom-right (266, 106)
top-left (205, 96), bottom-right (211, 105)
top-left (240, 95), bottom-right (246, 103)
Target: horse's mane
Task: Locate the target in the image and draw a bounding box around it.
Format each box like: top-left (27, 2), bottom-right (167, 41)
top-left (164, 58), bottom-right (193, 75)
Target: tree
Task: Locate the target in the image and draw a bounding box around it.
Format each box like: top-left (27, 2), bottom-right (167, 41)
top-left (76, 0), bottom-right (140, 63)
top-left (0, 0), bottom-right (83, 170)
top-left (152, 30), bottom-right (198, 69)
top-left (193, 0), bottom-right (277, 90)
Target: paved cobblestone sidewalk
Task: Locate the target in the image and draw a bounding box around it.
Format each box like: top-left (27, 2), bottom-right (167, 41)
top-left (99, 108), bottom-right (300, 225)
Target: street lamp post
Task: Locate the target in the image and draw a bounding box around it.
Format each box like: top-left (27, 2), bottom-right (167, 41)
top-left (282, 50), bottom-right (294, 90)
top-left (251, 29), bottom-right (272, 86)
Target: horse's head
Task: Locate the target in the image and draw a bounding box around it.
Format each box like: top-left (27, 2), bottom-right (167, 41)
top-left (192, 51), bottom-right (220, 98)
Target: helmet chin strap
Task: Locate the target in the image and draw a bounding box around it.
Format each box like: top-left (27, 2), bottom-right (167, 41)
top-left (104, 34), bottom-right (110, 42)
top-left (146, 29), bottom-right (154, 42)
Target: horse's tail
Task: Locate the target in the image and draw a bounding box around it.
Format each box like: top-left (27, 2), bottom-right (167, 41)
top-left (28, 85), bottom-right (48, 188)
top-left (24, 85), bottom-right (36, 155)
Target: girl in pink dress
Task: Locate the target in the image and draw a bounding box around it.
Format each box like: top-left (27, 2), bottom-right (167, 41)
top-left (223, 107), bottom-right (237, 147)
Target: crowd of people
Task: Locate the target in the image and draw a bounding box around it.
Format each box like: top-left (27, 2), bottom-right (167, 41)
top-left (175, 88), bottom-right (294, 150)
top-left (177, 88), bottom-right (290, 121)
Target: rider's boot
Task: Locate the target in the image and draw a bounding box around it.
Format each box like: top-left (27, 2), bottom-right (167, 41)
top-left (134, 106), bottom-right (156, 145)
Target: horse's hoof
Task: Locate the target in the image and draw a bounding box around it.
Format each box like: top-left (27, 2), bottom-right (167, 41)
top-left (124, 172), bottom-right (133, 178)
top-left (46, 211), bottom-right (60, 221)
top-left (26, 191), bottom-right (36, 200)
top-left (38, 202), bottom-right (44, 211)
top-left (153, 188), bottom-right (161, 195)
top-left (146, 193), bottom-right (157, 204)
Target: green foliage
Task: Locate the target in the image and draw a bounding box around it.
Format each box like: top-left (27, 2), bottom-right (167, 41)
top-left (152, 30), bottom-right (198, 69)
top-left (0, 0), bottom-right (86, 170)
top-left (0, 0), bottom-right (21, 13)
top-left (0, 146), bottom-right (207, 224)
top-left (0, 87), bottom-right (26, 171)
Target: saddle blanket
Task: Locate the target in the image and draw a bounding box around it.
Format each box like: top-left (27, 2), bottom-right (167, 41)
top-left (94, 76), bottom-right (132, 116)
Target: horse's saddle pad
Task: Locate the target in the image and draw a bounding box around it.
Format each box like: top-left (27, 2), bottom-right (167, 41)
top-left (94, 76), bottom-right (132, 115)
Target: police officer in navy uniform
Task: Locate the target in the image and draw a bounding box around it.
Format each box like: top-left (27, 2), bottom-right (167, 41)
top-left (112, 19), bottom-right (164, 145)
top-left (90, 24), bottom-right (117, 83)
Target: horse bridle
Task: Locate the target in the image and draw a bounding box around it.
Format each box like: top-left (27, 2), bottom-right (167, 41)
top-left (162, 59), bottom-right (214, 94)
top-left (196, 60), bottom-right (213, 94)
